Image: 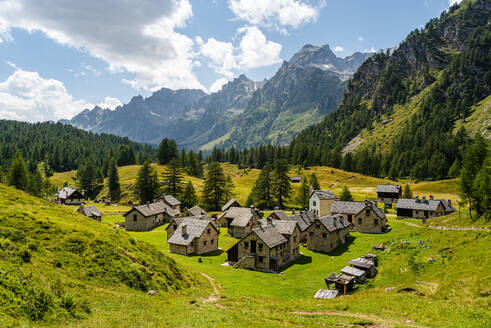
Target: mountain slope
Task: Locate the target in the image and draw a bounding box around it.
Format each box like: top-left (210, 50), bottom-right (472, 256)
top-left (0, 184), bottom-right (202, 324)
top-left (293, 0), bottom-right (491, 179)
top-left (64, 46), bottom-right (370, 150)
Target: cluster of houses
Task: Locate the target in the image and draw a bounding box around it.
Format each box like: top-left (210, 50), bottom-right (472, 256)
top-left (57, 181), bottom-right (456, 274)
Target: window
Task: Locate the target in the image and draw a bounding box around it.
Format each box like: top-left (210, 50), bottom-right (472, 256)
top-left (133, 214), bottom-right (137, 222)
top-left (313, 201), bottom-right (316, 206)
top-left (173, 224), bottom-right (177, 230)
top-left (258, 256), bottom-right (263, 263)
top-left (358, 218), bottom-right (362, 224)
top-left (207, 228), bottom-right (211, 235)
top-left (365, 209), bottom-right (370, 216)
top-left (258, 243), bottom-right (263, 251)
top-left (374, 219), bottom-right (379, 225)
top-left (293, 236), bottom-right (297, 242)
top-left (203, 241), bottom-right (207, 246)
top-left (316, 224), bottom-right (320, 228)
top-left (244, 242), bottom-right (249, 249)
top-left (322, 233), bottom-right (327, 238)
top-left (309, 232), bottom-right (314, 236)
top-left (211, 239), bottom-right (214, 245)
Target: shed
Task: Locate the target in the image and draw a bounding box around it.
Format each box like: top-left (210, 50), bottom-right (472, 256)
top-left (325, 273), bottom-right (355, 295)
top-left (341, 266), bottom-right (367, 284)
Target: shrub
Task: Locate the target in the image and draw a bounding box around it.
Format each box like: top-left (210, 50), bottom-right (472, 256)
top-left (19, 249), bottom-right (32, 263)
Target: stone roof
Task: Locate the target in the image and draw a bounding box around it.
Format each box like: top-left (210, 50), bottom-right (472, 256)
top-left (124, 202), bottom-right (179, 218)
top-left (395, 198), bottom-right (442, 211)
top-left (348, 258), bottom-right (375, 269)
top-left (341, 266), bottom-right (366, 277)
top-left (258, 218), bottom-right (298, 235)
top-left (268, 210), bottom-right (289, 221)
top-left (78, 205), bottom-right (101, 218)
top-left (311, 190), bottom-right (339, 200)
top-left (167, 218), bottom-right (217, 246)
top-left (331, 201), bottom-right (386, 219)
top-left (160, 194), bottom-right (181, 206)
top-left (222, 207), bottom-right (255, 227)
top-left (315, 214), bottom-right (352, 232)
top-left (187, 205), bottom-right (207, 216)
top-left (287, 211), bottom-right (317, 232)
top-left (221, 198), bottom-right (242, 212)
top-left (252, 224), bottom-right (288, 248)
top-left (57, 187), bottom-right (82, 200)
top-left (376, 184), bottom-right (401, 193)
top-left (439, 199), bottom-right (456, 213)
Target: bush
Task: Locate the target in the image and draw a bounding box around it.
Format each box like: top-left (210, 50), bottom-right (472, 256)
top-left (19, 249), bottom-right (32, 263)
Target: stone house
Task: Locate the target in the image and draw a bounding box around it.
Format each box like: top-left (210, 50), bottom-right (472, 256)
top-left (376, 184), bottom-right (402, 204)
top-left (281, 210), bottom-right (317, 242)
top-left (331, 200), bottom-right (388, 233)
top-left (221, 198), bottom-right (242, 212)
top-left (166, 215), bottom-right (213, 240)
top-left (167, 218), bottom-right (219, 255)
top-left (226, 219), bottom-right (301, 273)
top-left (309, 190), bottom-right (340, 217)
top-left (304, 214), bottom-right (352, 253)
top-left (77, 204), bottom-right (102, 222)
top-left (57, 187), bottom-right (85, 205)
top-left (159, 194), bottom-right (181, 213)
top-left (183, 205), bottom-right (207, 217)
top-left (217, 207), bottom-right (261, 238)
top-left (267, 210), bottom-right (289, 221)
top-left (395, 195), bottom-right (454, 219)
top-left (123, 202), bottom-right (179, 232)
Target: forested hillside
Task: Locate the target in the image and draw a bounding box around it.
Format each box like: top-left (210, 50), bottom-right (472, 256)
top-left (293, 0), bottom-right (491, 180)
top-left (0, 120), bottom-right (154, 173)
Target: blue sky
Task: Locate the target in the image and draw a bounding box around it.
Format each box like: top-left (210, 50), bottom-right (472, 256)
top-left (0, 0), bottom-right (462, 122)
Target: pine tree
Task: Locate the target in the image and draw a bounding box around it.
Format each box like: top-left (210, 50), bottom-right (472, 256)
top-left (246, 163), bottom-right (274, 209)
top-left (224, 175), bottom-right (236, 201)
top-left (107, 157), bottom-right (121, 202)
top-left (273, 159), bottom-right (292, 209)
top-left (7, 152), bottom-right (29, 191)
top-left (135, 161), bottom-right (160, 203)
top-left (161, 159), bottom-right (185, 196)
top-left (448, 159), bottom-right (461, 178)
top-left (157, 138), bottom-right (178, 165)
top-left (28, 168), bottom-right (44, 197)
top-left (202, 162), bottom-right (226, 210)
top-left (340, 185), bottom-right (353, 201)
top-left (296, 176), bottom-right (310, 209)
top-left (181, 181), bottom-right (198, 209)
top-left (309, 173), bottom-right (320, 190)
top-left (77, 160), bottom-right (102, 199)
top-left (402, 183), bottom-right (413, 199)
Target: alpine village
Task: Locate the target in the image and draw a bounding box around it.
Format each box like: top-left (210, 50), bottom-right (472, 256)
top-left (0, 1), bottom-right (490, 327)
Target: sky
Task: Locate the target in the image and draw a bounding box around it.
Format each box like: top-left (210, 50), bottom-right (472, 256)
top-left (0, 0), bottom-right (463, 122)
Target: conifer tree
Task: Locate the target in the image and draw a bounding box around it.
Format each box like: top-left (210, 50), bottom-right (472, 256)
top-left (402, 183), bottom-right (413, 199)
top-left (309, 173), bottom-right (320, 190)
top-left (224, 175), bottom-right (236, 202)
top-left (135, 161), bottom-right (160, 203)
top-left (8, 152), bottom-right (29, 191)
top-left (202, 162), bottom-right (226, 210)
top-left (77, 160), bottom-right (102, 199)
top-left (181, 181), bottom-right (198, 209)
top-left (107, 157), bottom-right (121, 202)
top-left (161, 159), bottom-right (185, 196)
top-left (273, 159), bottom-right (292, 209)
top-left (28, 168), bottom-right (44, 197)
top-left (156, 138), bottom-right (178, 165)
top-left (246, 163), bottom-right (274, 209)
top-left (296, 176), bottom-right (310, 209)
top-left (340, 185), bottom-right (353, 201)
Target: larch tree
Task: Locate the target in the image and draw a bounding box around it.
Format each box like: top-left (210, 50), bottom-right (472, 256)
top-left (273, 159), bottom-right (292, 209)
top-left (402, 183), bottom-right (413, 199)
top-left (8, 152), bottom-right (29, 191)
top-left (161, 159), bottom-right (185, 196)
top-left (246, 163), bottom-right (274, 209)
top-left (107, 157), bottom-right (121, 202)
top-left (135, 161), bottom-right (160, 204)
top-left (201, 162), bottom-right (226, 210)
top-left (309, 173), bottom-right (320, 190)
top-left (181, 181), bottom-right (198, 210)
top-left (340, 185), bottom-right (353, 201)
top-left (296, 176), bottom-right (310, 209)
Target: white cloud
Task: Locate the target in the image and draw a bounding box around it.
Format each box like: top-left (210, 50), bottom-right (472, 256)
top-left (98, 97), bottom-right (122, 110)
top-left (200, 38), bottom-right (238, 78)
top-left (228, 0), bottom-right (323, 30)
top-left (358, 36), bottom-right (364, 42)
top-left (237, 26), bottom-right (282, 69)
top-left (366, 47), bottom-right (377, 53)
top-left (0, 0), bottom-right (204, 91)
top-left (5, 60), bottom-right (16, 68)
top-left (449, 0), bottom-right (463, 6)
top-left (333, 46), bottom-right (344, 53)
top-left (0, 69), bottom-right (93, 122)
top-left (209, 78), bottom-right (229, 93)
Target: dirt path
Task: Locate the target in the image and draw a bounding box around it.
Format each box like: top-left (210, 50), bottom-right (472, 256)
top-left (200, 272), bottom-right (222, 305)
top-left (397, 220), bottom-right (490, 231)
top-left (291, 311), bottom-right (427, 328)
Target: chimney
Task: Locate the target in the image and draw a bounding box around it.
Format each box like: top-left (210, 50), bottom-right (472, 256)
top-left (309, 186), bottom-right (314, 194)
top-left (292, 209), bottom-right (295, 215)
top-left (250, 205), bottom-right (255, 213)
top-left (422, 196), bottom-right (426, 203)
top-left (430, 195), bottom-right (434, 200)
top-left (131, 202), bottom-right (135, 209)
top-left (182, 224), bottom-right (187, 236)
top-left (146, 201), bottom-right (150, 205)
top-left (274, 206), bottom-right (279, 211)
top-left (415, 195), bottom-right (419, 203)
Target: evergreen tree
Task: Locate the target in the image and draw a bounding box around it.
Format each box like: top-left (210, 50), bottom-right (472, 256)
top-left (28, 168), bottom-right (44, 197)
top-left (339, 185), bottom-right (353, 201)
top-left (202, 162), bottom-right (226, 210)
top-left (296, 176), bottom-right (310, 209)
top-left (472, 162), bottom-right (490, 220)
top-left (161, 159), bottom-right (185, 196)
top-left (273, 159), bottom-right (292, 209)
top-left (107, 157), bottom-right (121, 202)
top-left (224, 175), bottom-right (236, 202)
top-left (309, 173), bottom-right (320, 190)
top-left (157, 138), bottom-right (178, 165)
top-left (135, 161), bottom-right (160, 203)
top-left (77, 160), bottom-right (102, 199)
top-left (448, 159), bottom-right (461, 178)
top-left (181, 181), bottom-right (198, 210)
top-left (7, 152), bottom-right (29, 191)
top-left (402, 183), bottom-right (413, 199)
top-left (246, 163), bottom-right (274, 209)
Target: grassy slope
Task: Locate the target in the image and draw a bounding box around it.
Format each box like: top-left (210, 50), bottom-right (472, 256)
top-left (454, 95), bottom-right (491, 140)
top-left (50, 163), bottom-right (461, 207)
